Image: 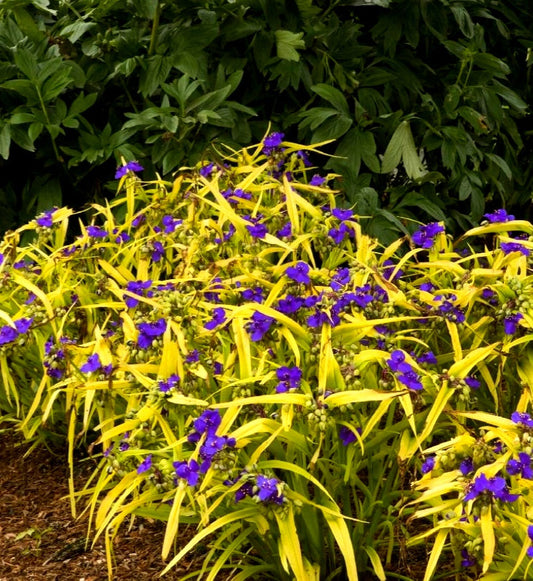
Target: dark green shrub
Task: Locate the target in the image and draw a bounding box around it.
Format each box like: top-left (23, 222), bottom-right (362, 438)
top-left (0, 0), bottom-right (531, 239)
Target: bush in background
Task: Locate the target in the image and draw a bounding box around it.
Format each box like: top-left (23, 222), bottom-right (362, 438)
top-left (0, 0), bottom-right (531, 240)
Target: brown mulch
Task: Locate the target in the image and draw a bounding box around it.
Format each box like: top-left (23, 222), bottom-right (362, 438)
top-left (0, 428), bottom-right (199, 581)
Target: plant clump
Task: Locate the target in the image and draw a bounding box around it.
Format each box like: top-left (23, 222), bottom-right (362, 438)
top-left (2, 136), bottom-right (533, 579)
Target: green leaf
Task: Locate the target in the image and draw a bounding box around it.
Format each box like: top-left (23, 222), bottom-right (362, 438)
top-left (486, 153), bottom-right (512, 180)
top-left (311, 84), bottom-right (350, 115)
top-left (139, 55), bottom-right (172, 97)
top-left (274, 30), bottom-right (305, 62)
top-left (185, 85), bottom-right (233, 115)
top-left (457, 106), bottom-right (487, 134)
top-left (68, 92), bottom-right (97, 116)
top-left (0, 124), bottom-right (11, 159)
top-left (311, 114), bottom-right (352, 142)
top-left (382, 120), bottom-right (425, 179)
top-left (60, 21), bottom-right (96, 44)
top-left (13, 47), bottom-right (38, 80)
top-left (0, 79), bottom-right (38, 103)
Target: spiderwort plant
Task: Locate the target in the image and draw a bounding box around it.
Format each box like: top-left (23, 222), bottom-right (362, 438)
top-left (5, 134), bottom-right (533, 581)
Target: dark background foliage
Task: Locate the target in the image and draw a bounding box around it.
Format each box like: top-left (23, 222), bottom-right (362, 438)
top-left (0, 0), bottom-right (531, 241)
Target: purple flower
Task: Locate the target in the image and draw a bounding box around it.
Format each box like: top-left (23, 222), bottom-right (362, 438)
top-left (387, 350), bottom-right (423, 391)
top-left (80, 353), bottom-right (101, 373)
top-left (214, 223), bottom-right (236, 244)
top-left (158, 374), bottom-right (180, 393)
top-left (419, 282), bottom-right (436, 292)
top-left (307, 308), bottom-right (339, 328)
top-left (461, 549), bottom-right (476, 567)
top-left (214, 362), bottom-right (223, 375)
top-left (484, 209), bottom-right (515, 223)
top-left (277, 294), bottom-right (304, 314)
top-left (199, 163), bottom-right (215, 177)
top-left (511, 411), bottom-right (533, 428)
top-left (463, 473), bottom-right (519, 503)
top-left (115, 230), bottom-right (131, 243)
top-left (36, 208), bottom-right (55, 227)
top-left (137, 454), bottom-right (152, 474)
top-left (235, 481), bottom-right (254, 502)
top-left (204, 307), bottom-right (227, 330)
top-left (256, 475), bottom-right (284, 504)
top-left (286, 262), bottom-right (310, 284)
top-left (174, 459), bottom-right (200, 486)
top-left (186, 350), bottom-right (200, 363)
top-left (247, 311), bottom-right (274, 341)
top-left (310, 174), bottom-right (325, 186)
top-left (14, 318), bottom-right (32, 334)
top-left (152, 241), bottom-right (164, 262)
top-left (124, 280), bottom-right (153, 308)
top-left (460, 458), bottom-right (474, 475)
top-left (421, 456), bottom-right (435, 474)
top-left (276, 366), bottom-right (302, 393)
top-left (504, 312), bottom-right (523, 335)
top-left (86, 225), bottom-right (108, 238)
top-left (115, 161), bottom-right (143, 179)
top-left (262, 132), bottom-right (284, 155)
top-left (501, 242), bottom-right (530, 256)
top-left (277, 222), bottom-right (292, 238)
top-left (328, 222), bottom-right (355, 245)
top-left (162, 215), bottom-right (182, 234)
top-left (382, 259), bottom-right (403, 281)
top-left (339, 426), bottom-right (358, 446)
top-left (417, 351), bottom-right (437, 365)
top-left (528, 524), bottom-right (533, 542)
top-left (331, 267), bottom-right (351, 291)
top-left (412, 223), bottom-right (444, 249)
top-left (0, 318), bottom-right (32, 345)
top-left (507, 452), bottom-right (533, 479)
top-left (242, 287), bottom-right (264, 303)
top-left (464, 376), bottom-right (481, 390)
top-left (137, 318), bottom-right (167, 348)
top-left (332, 208), bottom-right (353, 221)
top-left (192, 409), bottom-right (221, 437)
top-left (246, 222), bottom-right (268, 239)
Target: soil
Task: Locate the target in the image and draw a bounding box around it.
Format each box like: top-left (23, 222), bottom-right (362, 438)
top-left (0, 425), bottom-right (450, 581)
top-left (0, 427), bottom-right (198, 581)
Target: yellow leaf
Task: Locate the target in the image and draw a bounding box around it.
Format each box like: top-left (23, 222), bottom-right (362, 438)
top-left (417, 380), bottom-right (454, 446)
top-left (232, 317), bottom-right (252, 379)
top-left (325, 390), bottom-right (403, 408)
top-left (445, 319), bottom-right (462, 362)
top-left (275, 506), bottom-right (306, 580)
top-left (480, 507), bottom-right (495, 573)
top-left (160, 507), bottom-right (259, 575)
top-left (162, 484), bottom-right (188, 559)
top-left (423, 529), bottom-right (448, 581)
top-left (448, 343), bottom-right (498, 378)
top-left (323, 511), bottom-right (358, 581)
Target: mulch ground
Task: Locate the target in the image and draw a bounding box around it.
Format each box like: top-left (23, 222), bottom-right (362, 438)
top-left (0, 428), bottom-right (199, 581)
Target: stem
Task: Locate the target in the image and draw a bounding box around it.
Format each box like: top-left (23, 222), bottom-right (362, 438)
top-left (148, 0), bottom-right (162, 57)
top-left (37, 86), bottom-right (62, 162)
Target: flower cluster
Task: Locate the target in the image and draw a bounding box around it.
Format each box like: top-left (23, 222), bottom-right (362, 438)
top-left (230, 472), bottom-right (285, 505)
top-left (412, 222), bottom-right (444, 249)
top-left (275, 366), bottom-right (302, 393)
top-left (387, 350), bottom-right (423, 391)
top-left (115, 160), bottom-right (143, 180)
top-left (186, 409), bottom-right (236, 474)
top-left (137, 318), bottom-right (167, 349)
top-left (0, 318), bottom-right (33, 346)
top-left (463, 473), bottom-right (519, 503)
